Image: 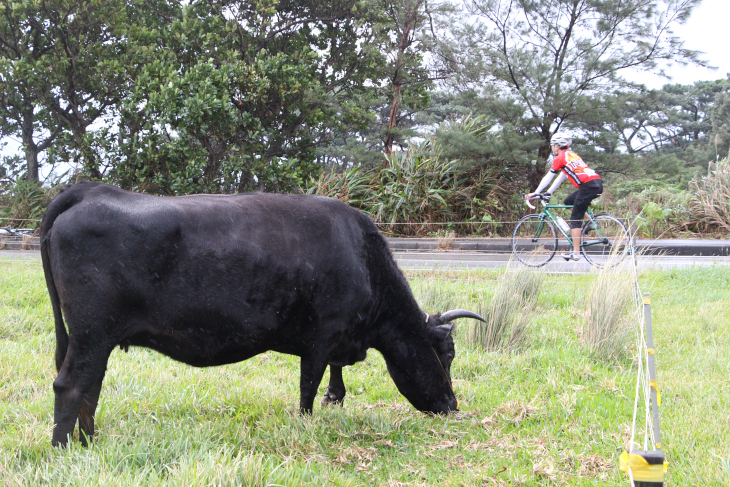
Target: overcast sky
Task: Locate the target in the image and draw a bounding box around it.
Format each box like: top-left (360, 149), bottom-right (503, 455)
top-left (629, 0), bottom-right (730, 87)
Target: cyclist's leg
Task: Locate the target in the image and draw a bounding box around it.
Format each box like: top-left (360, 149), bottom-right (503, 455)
top-left (563, 190), bottom-right (578, 206)
top-left (569, 181), bottom-right (603, 253)
top-left (560, 190), bottom-right (580, 255)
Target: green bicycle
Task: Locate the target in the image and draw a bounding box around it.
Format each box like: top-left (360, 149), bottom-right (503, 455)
top-left (512, 193), bottom-right (630, 267)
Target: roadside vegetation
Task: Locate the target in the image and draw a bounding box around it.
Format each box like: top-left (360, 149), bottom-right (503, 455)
top-left (3, 1), bottom-right (730, 239)
top-left (6, 154), bottom-right (728, 241)
top-left (1, 260), bottom-right (728, 485)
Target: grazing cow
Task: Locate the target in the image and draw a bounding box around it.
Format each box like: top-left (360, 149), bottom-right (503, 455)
top-left (41, 182), bottom-right (484, 447)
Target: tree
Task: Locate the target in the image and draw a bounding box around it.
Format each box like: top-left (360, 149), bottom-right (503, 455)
top-left (379, 0), bottom-right (433, 158)
top-left (312, 0), bottom-right (450, 170)
top-left (41, 0), bottom-right (136, 179)
top-left (437, 0), bottom-right (704, 186)
top-left (112, 0), bottom-right (392, 194)
top-left (569, 78), bottom-right (730, 181)
top-left (1, 0), bottom-right (137, 182)
top-left (0, 1), bottom-right (61, 182)
top-left (712, 90), bottom-right (730, 159)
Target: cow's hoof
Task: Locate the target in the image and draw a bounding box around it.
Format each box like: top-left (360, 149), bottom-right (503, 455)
top-left (321, 390), bottom-right (345, 407)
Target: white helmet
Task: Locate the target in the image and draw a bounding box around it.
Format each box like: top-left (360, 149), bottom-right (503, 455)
top-left (550, 132), bottom-right (572, 148)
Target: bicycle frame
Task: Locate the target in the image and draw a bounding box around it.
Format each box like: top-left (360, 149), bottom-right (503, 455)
top-left (535, 204), bottom-right (608, 249)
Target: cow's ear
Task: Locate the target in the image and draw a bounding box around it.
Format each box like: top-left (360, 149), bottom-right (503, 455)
top-left (431, 323), bottom-right (454, 341)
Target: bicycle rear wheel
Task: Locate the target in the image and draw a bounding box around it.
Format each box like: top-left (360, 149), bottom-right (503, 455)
top-left (512, 214), bottom-right (557, 266)
top-left (580, 214), bottom-right (629, 267)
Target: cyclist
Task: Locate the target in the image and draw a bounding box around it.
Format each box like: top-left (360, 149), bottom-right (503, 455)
top-left (525, 132), bottom-right (603, 261)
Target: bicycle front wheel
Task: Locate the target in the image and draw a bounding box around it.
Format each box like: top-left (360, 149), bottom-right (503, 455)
top-left (580, 214), bottom-right (629, 267)
top-left (512, 214), bottom-right (557, 266)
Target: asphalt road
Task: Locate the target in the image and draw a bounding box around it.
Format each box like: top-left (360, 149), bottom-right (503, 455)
top-left (393, 250), bottom-right (730, 272)
top-left (3, 249), bottom-right (729, 273)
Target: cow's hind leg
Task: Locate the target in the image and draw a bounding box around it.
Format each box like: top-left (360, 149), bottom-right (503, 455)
top-left (321, 365), bottom-right (347, 407)
top-left (52, 342), bottom-right (112, 447)
top-left (77, 370), bottom-right (107, 447)
top-left (300, 355), bottom-right (329, 414)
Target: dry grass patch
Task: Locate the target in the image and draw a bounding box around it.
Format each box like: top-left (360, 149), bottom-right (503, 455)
top-left (483, 399), bottom-right (543, 427)
top-left (577, 453), bottom-right (614, 477)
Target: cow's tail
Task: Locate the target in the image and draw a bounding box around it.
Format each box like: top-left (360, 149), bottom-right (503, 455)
top-left (40, 183), bottom-right (92, 372)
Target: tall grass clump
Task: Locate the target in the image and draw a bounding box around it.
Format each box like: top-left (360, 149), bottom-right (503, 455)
top-left (583, 263), bottom-right (635, 361)
top-left (305, 166), bottom-right (372, 207)
top-left (0, 179), bottom-right (58, 227)
top-left (465, 263), bottom-right (544, 351)
top-left (689, 156), bottom-right (730, 233)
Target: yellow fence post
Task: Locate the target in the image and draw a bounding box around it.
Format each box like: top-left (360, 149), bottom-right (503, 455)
top-left (620, 293), bottom-right (667, 486)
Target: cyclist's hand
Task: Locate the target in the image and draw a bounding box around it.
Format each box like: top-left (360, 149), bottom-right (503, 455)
top-left (543, 193), bottom-right (551, 202)
top-left (525, 192), bottom-right (535, 200)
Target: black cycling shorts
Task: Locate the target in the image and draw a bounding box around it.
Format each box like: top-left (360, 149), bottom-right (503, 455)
top-left (564, 179), bottom-right (603, 229)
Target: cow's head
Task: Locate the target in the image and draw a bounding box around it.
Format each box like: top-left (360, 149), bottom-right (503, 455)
top-left (383, 309), bottom-right (485, 414)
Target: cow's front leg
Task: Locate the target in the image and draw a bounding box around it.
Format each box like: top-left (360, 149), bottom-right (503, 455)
top-left (299, 355), bottom-right (329, 414)
top-left (322, 365), bottom-right (347, 407)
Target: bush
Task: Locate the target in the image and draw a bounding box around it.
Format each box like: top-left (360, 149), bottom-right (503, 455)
top-left (688, 156), bottom-right (730, 233)
top-left (611, 185), bottom-right (691, 238)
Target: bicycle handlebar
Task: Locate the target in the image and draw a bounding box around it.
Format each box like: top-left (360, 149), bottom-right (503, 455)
top-left (523, 193), bottom-right (550, 210)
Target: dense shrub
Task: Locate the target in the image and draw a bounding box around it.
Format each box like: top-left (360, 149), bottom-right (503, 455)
top-left (307, 148), bottom-right (523, 236)
top-left (612, 186), bottom-right (692, 238)
top-left (307, 115), bottom-right (525, 236)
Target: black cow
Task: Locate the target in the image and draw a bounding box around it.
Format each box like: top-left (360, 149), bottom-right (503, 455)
top-left (41, 182), bottom-right (484, 447)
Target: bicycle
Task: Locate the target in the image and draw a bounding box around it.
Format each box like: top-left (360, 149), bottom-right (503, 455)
top-left (0, 226), bottom-right (37, 237)
top-left (511, 193), bottom-right (630, 267)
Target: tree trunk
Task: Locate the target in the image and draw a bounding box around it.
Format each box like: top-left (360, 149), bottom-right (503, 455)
top-left (383, 83), bottom-right (401, 162)
top-left (528, 122), bottom-right (556, 188)
top-left (24, 144), bottom-right (40, 183)
top-left (383, 4), bottom-right (420, 167)
top-left (21, 110), bottom-right (40, 183)
top-left (528, 138), bottom-right (554, 190)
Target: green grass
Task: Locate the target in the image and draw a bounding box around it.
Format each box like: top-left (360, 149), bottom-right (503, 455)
top-left (1, 260), bottom-right (729, 485)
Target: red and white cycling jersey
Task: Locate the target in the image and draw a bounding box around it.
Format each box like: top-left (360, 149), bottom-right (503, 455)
top-left (551, 150), bottom-right (600, 188)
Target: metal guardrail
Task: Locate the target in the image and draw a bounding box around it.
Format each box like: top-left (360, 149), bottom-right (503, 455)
top-left (0, 225), bottom-right (38, 249)
top-left (0, 235), bottom-right (39, 250)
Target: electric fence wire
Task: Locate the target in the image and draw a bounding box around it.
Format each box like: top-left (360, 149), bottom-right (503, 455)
top-left (373, 218), bottom-right (632, 228)
top-left (0, 217), bottom-right (41, 222)
top-left (3, 217), bottom-right (634, 226)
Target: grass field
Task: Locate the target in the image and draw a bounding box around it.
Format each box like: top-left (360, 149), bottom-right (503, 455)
top-left (1, 259), bottom-right (728, 486)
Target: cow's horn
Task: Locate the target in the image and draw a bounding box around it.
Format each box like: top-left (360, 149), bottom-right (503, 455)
top-left (440, 309), bottom-right (486, 323)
